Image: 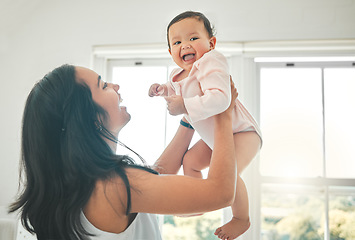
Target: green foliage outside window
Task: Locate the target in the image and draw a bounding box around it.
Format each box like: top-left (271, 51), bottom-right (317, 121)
top-left (262, 195), bottom-right (355, 240)
top-left (162, 210), bottom-right (221, 240)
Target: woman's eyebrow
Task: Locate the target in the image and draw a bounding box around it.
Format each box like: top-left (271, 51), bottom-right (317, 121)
top-left (97, 75), bottom-right (101, 87)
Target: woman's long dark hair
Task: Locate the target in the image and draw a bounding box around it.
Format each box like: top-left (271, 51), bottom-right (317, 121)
top-left (9, 64), bottom-right (157, 240)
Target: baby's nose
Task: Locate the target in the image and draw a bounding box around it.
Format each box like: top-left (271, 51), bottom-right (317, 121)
top-left (182, 44), bottom-right (191, 50)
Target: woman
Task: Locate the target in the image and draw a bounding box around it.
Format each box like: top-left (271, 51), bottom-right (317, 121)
top-left (9, 64), bottom-right (238, 240)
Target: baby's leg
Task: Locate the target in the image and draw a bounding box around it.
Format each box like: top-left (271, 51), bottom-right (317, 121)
top-left (215, 131), bottom-right (261, 240)
top-left (176, 140), bottom-right (212, 217)
top-left (182, 139), bottom-right (212, 178)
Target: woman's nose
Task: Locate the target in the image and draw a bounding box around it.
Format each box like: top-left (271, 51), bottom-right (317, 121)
top-left (110, 83), bottom-right (120, 92)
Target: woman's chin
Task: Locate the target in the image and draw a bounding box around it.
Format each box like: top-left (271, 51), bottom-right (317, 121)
top-left (122, 114), bottom-right (131, 127)
top-left (126, 113), bottom-right (131, 122)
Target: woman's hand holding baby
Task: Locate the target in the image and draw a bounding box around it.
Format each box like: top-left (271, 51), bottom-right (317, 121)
top-left (164, 95), bottom-right (187, 116)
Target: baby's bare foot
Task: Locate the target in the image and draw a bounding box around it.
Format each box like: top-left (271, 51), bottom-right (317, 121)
top-left (214, 217), bottom-right (250, 240)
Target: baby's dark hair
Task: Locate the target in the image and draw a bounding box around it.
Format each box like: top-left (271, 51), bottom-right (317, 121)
top-left (167, 11), bottom-right (216, 49)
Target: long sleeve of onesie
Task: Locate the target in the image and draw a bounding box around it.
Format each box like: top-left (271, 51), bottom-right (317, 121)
top-left (165, 81), bottom-right (176, 96)
top-left (183, 50), bottom-right (231, 123)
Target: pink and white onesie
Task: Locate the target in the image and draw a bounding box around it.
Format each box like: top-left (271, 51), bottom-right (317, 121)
top-left (166, 49), bottom-right (262, 149)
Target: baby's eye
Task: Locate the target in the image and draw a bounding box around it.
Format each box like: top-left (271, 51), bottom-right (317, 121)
top-left (103, 82), bottom-right (108, 89)
top-left (173, 41), bottom-right (181, 45)
top-left (190, 37), bottom-right (198, 41)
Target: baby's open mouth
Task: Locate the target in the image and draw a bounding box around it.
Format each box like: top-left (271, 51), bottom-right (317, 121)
top-left (183, 54), bottom-right (195, 61)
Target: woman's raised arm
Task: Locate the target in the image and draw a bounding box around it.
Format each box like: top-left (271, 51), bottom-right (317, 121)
top-left (125, 80), bottom-right (238, 215)
top-left (153, 117), bottom-right (194, 174)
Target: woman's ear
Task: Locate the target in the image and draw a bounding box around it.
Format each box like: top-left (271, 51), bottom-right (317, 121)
top-left (209, 36), bottom-right (217, 50)
top-left (94, 120), bottom-right (102, 131)
top-left (95, 114), bottom-right (106, 131)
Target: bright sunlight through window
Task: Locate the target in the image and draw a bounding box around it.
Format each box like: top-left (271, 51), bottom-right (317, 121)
top-left (259, 60), bottom-right (355, 240)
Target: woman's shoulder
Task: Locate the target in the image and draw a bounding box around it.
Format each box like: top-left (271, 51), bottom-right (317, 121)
top-left (96, 167), bottom-right (157, 193)
top-left (124, 166), bottom-right (159, 181)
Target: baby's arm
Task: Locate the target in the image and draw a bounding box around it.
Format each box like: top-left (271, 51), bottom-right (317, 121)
top-left (184, 51), bottom-right (231, 123)
top-left (148, 81), bottom-right (176, 97)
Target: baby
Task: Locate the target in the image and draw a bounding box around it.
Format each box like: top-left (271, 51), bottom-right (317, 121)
top-left (149, 11), bottom-right (262, 240)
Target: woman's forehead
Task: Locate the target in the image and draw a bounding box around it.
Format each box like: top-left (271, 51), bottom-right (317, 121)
top-left (75, 67), bottom-right (99, 86)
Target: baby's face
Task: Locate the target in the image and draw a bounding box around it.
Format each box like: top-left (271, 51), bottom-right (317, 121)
top-left (168, 17), bottom-right (216, 72)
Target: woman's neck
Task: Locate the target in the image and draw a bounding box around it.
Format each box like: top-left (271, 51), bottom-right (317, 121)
top-left (108, 141), bottom-right (117, 153)
top-left (104, 132), bottom-right (119, 153)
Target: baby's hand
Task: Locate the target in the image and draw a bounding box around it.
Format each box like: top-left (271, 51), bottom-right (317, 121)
top-left (148, 83), bottom-right (167, 97)
top-left (164, 95), bottom-right (187, 116)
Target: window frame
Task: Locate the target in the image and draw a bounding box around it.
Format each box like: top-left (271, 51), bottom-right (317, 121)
top-left (91, 40), bottom-right (355, 240)
top-left (104, 54), bottom-right (238, 234)
top-left (257, 59), bottom-right (355, 240)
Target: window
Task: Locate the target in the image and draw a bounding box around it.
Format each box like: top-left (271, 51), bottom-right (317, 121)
top-left (107, 59), bottom-right (177, 163)
top-left (106, 58), bottom-right (223, 240)
top-left (258, 59), bottom-right (355, 240)
top-left (92, 41), bottom-right (355, 240)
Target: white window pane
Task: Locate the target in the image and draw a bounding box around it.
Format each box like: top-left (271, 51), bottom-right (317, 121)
top-left (112, 66), bottom-right (167, 166)
top-left (324, 69), bottom-right (355, 178)
top-left (260, 68), bottom-right (323, 178)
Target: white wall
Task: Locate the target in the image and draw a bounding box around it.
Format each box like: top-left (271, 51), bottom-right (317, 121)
top-left (1, 0), bottom-right (355, 209)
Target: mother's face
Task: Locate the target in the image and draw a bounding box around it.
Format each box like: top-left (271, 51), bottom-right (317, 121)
top-left (75, 66), bottom-right (131, 133)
